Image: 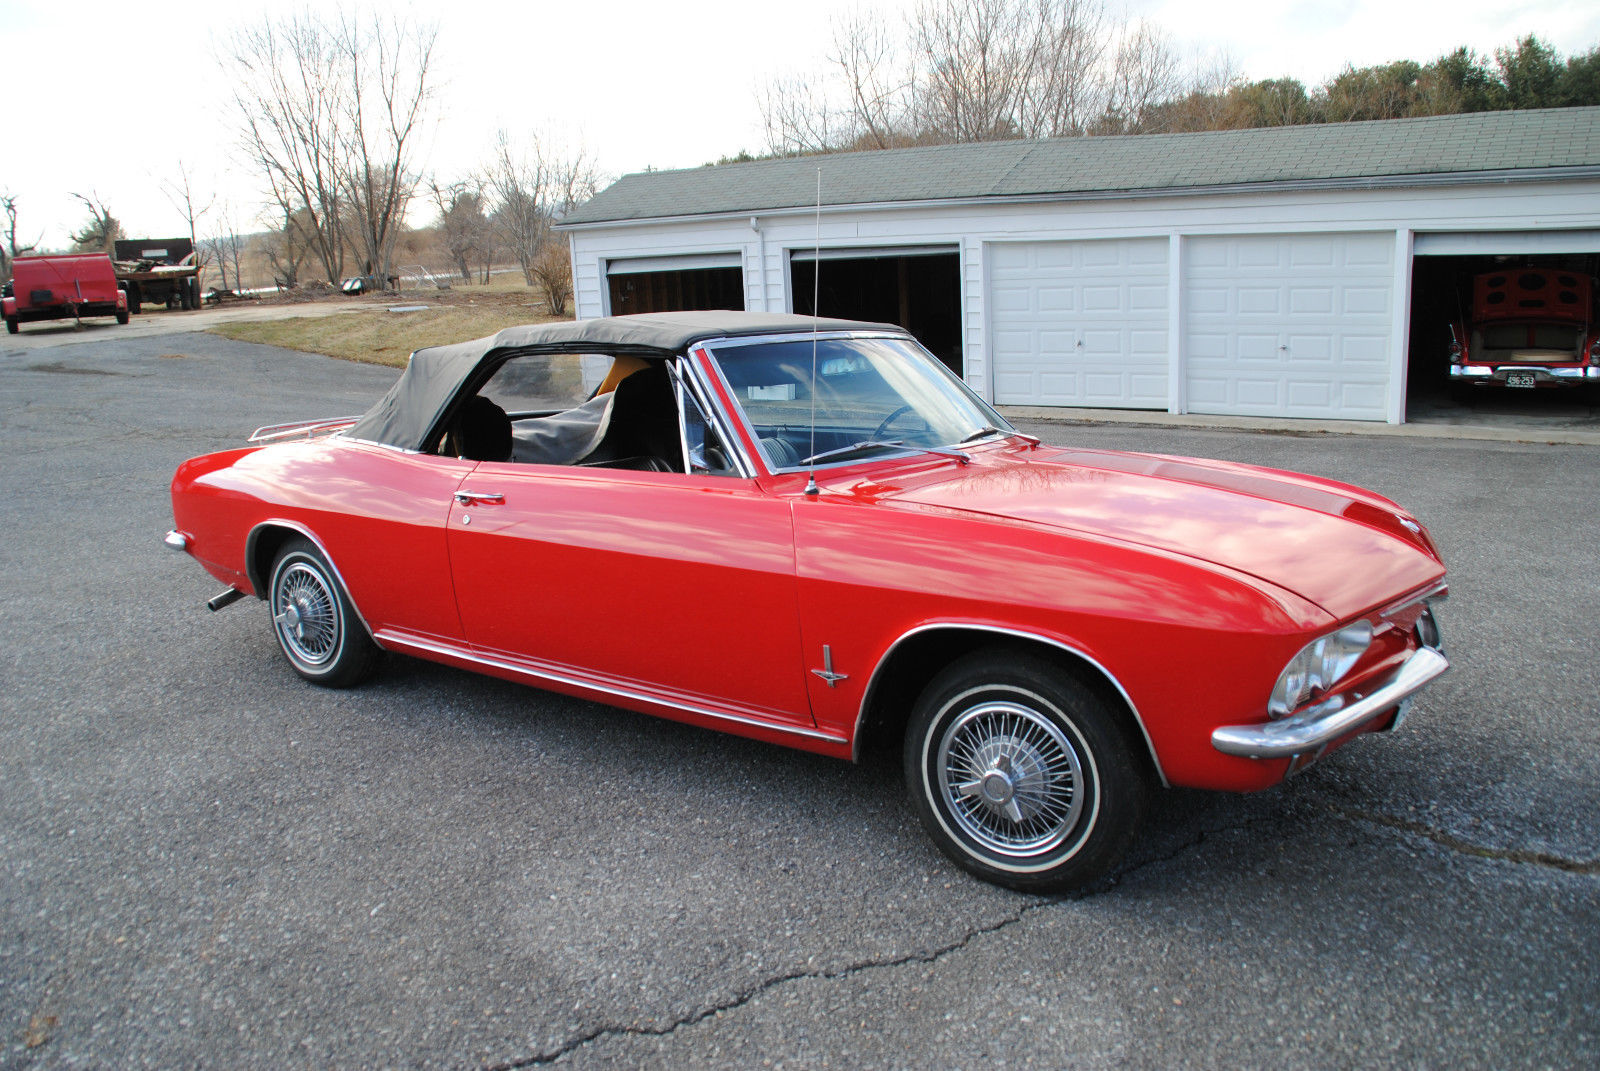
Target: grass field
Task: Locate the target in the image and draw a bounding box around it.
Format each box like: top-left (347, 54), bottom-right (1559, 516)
top-left (208, 276), bottom-right (568, 367)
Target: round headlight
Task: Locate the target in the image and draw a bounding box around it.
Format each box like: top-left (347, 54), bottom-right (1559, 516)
top-left (1267, 621), bottom-right (1374, 718)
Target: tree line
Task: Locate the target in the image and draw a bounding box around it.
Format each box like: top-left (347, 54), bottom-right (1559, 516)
top-left (224, 10), bottom-right (597, 308)
top-left (758, 0), bottom-right (1600, 156)
top-left (1, 9), bottom-right (597, 312)
top-left (5, 4), bottom-right (1596, 294)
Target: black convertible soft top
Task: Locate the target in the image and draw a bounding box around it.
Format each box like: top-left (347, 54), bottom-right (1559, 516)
top-left (344, 311), bottom-right (905, 451)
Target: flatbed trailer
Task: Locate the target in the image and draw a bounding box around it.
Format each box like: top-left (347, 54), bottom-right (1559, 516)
top-left (113, 238), bottom-right (203, 312)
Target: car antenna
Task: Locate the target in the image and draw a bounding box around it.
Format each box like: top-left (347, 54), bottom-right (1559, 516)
top-left (805, 166), bottom-right (822, 497)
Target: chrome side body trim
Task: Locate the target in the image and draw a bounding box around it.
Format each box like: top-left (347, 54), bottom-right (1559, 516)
top-left (376, 629), bottom-right (849, 747)
top-left (1212, 647), bottom-right (1450, 759)
top-left (854, 623), bottom-right (1168, 786)
top-left (244, 520), bottom-right (383, 648)
top-left (1377, 580), bottom-right (1449, 623)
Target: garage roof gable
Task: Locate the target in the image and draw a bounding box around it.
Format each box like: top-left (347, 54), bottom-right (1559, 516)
top-left (563, 106), bottom-right (1600, 226)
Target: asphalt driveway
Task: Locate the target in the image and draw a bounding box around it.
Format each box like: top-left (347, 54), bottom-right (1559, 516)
top-left (1, 333), bottom-right (1595, 1068)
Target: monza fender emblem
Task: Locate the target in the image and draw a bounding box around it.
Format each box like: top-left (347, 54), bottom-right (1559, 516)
top-left (811, 645), bottom-right (848, 688)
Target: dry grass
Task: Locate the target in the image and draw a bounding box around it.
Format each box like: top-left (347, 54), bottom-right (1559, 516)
top-left (209, 289), bottom-right (568, 367)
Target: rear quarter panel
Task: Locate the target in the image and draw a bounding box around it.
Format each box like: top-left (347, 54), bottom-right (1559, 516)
top-left (172, 440), bottom-right (474, 642)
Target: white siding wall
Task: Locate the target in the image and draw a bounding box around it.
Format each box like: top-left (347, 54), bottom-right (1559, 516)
top-left (565, 177), bottom-right (1600, 422)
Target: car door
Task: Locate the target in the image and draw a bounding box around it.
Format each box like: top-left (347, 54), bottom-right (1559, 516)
top-left (444, 463), bottom-right (815, 730)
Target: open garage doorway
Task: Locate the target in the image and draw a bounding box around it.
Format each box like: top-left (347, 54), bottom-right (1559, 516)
top-left (607, 254), bottom-right (744, 315)
top-left (1408, 233), bottom-right (1600, 423)
top-left (790, 247), bottom-right (963, 377)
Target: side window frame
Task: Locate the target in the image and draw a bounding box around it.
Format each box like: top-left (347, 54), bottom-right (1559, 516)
top-left (671, 356), bottom-right (754, 478)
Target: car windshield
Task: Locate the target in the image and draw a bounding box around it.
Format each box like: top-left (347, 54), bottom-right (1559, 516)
top-left (704, 335), bottom-right (1013, 470)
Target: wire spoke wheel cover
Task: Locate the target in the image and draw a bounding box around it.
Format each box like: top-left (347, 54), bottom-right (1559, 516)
top-left (264, 537), bottom-right (377, 688)
top-left (937, 699), bottom-right (1085, 857)
top-left (904, 650), bottom-right (1148, 892)
top-left (924, 685), bottom-right (1099, 872)
top-left (272, 561), bottom-right (341, 668)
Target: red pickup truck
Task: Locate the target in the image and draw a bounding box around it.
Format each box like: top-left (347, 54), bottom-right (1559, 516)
top-left (1448, 269), bottom-right (1600, 390)
top-left (3, 253), bottom-right (130, 334)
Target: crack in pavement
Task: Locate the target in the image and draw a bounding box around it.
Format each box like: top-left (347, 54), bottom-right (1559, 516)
top-left (480, 803), bottom-right (1596, 1069)
top-left (1330, 804), bottom-right (1600, 874)
top-left (478, 901), bottom-right (1052, 1070)
top-left (479, 818), bottom-right (1247, 1070)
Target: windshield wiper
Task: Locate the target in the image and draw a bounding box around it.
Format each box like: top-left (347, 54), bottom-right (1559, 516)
top-left (959, 425), bottom-right (1006, 444)
top-left (801, 439), bottom-right (969, 466)
top-left (959, 425), bottom-right (1040, 447)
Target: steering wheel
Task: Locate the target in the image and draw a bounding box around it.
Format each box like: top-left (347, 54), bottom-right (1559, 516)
top-left (872, 404), bottom-right (923, 441)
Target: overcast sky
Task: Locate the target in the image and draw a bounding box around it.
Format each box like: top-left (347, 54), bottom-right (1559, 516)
top-left (4, 0), bottom-right (1597, 250)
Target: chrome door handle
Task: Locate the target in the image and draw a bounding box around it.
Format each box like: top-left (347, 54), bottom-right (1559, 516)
top-left (454, 490), bottom-right (505, 506)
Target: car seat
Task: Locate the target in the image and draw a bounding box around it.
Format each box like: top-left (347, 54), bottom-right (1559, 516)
top-left (454, 395), bottom-right (513, 462)
top-left (580, 364), bottom-right (683, 471)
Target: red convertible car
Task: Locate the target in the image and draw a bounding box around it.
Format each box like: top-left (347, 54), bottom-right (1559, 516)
top-left (167, 312), bottom-right (1449, 891)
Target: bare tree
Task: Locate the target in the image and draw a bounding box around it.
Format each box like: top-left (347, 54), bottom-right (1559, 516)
top-left (761, 0), bottom-right (1127, 150)
top-left (428, 178), bottom-right (492, 283)
top-left (226, 15), bottom-right (349, 285)
top-left (909, 0), bottom-right (1037, 141)
top-left (531, 240), bottom-right (573, 316)
top-left (69, 192), bottom-right (123, 254)
top-left (1016, 0), bottom-right (1109, 137)
top-left (760, 70), bottom-right (843, 156)
top-left (226, 12), bottom-right (437, 289)
top-left (204, 202), bottom-right (252, 292)
top-left (337, 13), bottom-right (437, 287)
top-left (1095, 20), bottom-right (1181, 133)
top-left (833, 9), bottom-right (914, 149)
top-left (485, 132), bottom-right (598, 288)
top-left (160, 160), bottom-right (215, 286)
top-left (262, 203), bottom-right (318, 289)
top-left (2, 193), bottom-right (41, 279)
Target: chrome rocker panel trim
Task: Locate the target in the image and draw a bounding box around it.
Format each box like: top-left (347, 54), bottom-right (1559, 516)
top-left (1211, 647), bottom-right (1450, 760)
top-left (377, 628), bottom-right (849, 749)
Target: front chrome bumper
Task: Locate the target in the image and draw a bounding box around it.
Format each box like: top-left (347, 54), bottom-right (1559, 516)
top-left (1211, 647), bottom-right (1450, 760)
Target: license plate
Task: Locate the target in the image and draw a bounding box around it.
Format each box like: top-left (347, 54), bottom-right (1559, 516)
top-left (1506, 372), bottom-right (1537, 388)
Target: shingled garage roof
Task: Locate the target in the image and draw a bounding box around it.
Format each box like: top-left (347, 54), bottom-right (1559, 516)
top-left (563, 106), bottom-right (1600, 226)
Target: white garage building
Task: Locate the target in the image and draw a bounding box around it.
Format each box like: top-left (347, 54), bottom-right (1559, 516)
top-left (560, 107), bottom-right (1600, 424)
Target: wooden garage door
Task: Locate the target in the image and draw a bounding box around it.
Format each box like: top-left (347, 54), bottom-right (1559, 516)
top-left (989, 239), bottom-right (1169, 408)
top-left (1184, 233), bottom-right (1394, 420)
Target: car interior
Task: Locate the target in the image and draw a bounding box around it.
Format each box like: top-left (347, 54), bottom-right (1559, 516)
top-left (438, 354), bottom-right (697, 474)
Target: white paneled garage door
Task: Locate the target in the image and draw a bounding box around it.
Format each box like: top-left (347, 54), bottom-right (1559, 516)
top-left (989, 238), bottom-right (1169, 408)
top-left (1185, 233), bottom-right (1394, 420)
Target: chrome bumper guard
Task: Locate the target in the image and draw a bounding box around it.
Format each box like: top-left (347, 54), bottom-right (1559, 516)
top-left (163, 530), bottom-right (189, 552)
top-left (1212, 647), bottom-right (1450, 760)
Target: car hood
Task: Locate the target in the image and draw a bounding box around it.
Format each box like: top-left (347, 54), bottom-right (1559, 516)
top-left (860, 446), bottom-right (1444, 619)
